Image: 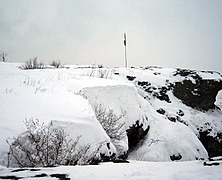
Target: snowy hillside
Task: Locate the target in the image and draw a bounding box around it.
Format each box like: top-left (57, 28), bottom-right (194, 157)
top-left (0, 62), bottom-right (222, 168)
top-left (114, 67), bottom-right (222, 160)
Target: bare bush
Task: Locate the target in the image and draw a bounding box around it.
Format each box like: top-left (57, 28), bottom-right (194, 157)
top-left (93, 104), bottom-right (126, 152)
top-left (50, 60), bottom-right (62, 68)
top-left (0, 51), bottom-right (8, 62)
top-left (7, 118), bottom-right (101, 167)
top-left (19, 57), bottom-right (45, 70)
top-left (86, 68), bottom-right (113, 79)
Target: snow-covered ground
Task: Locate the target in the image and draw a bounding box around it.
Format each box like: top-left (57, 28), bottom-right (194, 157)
top-left (0, 62), bottom-right (222, 178)
top-left (1, 159), bottom-right (222, 180)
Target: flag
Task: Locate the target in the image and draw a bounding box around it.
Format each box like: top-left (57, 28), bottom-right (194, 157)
top-left (124, 33), bottom-right (126, 46)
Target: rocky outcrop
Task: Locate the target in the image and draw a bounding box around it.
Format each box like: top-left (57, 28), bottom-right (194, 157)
top-left (173, 69), bottom-right (222, 111)
top-left (173, 79), bottom-right (222, 111)
top-left (126, 121), bottom-right (150, 152)
top-left (199, 131), bottom-right (222, 157)
top-left (172, 69), bottom-right (222, 157)
top-left (123, 67), bottom-right (222, 159)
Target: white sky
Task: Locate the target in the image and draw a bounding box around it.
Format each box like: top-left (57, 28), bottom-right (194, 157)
top-left (0, 0), bottom-right (222, 72)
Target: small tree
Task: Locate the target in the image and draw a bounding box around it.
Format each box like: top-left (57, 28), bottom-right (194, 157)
top-left (0, 51), bottom-right (8, 62)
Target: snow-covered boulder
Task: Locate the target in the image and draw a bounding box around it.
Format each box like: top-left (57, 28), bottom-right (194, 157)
top-left (81, 85), bottom-right (150, 158)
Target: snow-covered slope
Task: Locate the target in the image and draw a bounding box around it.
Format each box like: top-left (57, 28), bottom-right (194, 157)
top-left (115, 67), bottom-right (222, 160)
top-left (0, 62), bottom-right (222, 167)
top-left (0, 63), bottom-right (126, 165)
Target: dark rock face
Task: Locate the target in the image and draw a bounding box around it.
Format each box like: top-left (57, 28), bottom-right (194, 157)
top-left (173, 69), bottom-right (222, 111)
top-left (199, 131), bottom-right (222, 157)
top-left (173, 69), bottom-right (222, 157)
top-left (126, 120), bottom-right (150, 152)
top-left (174, 79), bottom-right (222, 111)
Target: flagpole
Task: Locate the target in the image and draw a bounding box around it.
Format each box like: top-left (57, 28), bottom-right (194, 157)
top-left (125, 42), bottom-right (127, 68)
top-left (124, 33), bottom-right (127, 68)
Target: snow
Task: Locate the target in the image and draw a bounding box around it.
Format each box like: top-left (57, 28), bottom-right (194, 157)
top-left (0, 62), bottom-right (121, 165)
top-left (0, 160), bottom-right (222, 180)
top-left (0, 62), bottom-right (222, 178)
top-left (216, 90), bottom-right (222, 109)
top-left (116, 67), bottom-right (222, 161)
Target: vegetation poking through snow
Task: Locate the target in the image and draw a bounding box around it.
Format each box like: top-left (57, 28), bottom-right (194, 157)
top-left (0, 51), bottom-right (8, 62)
top-left (19, 57), bottom-right (45, 70)
top-left (7, 118), bottom-right (101, 167)
top-left (50, 60), bottom-right (62, 68)
top-left (93, 104), bottom-right (126, 154)
top-left (86, 68), bottom-right (113, 79)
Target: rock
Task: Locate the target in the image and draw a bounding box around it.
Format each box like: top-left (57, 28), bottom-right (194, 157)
top-left (173, 74), bottom-right (222, 111)
top-left (170, 154), bottom-right (182, 161)
top-left (167, 116), bottom-right (177, 122)
top-left (50, 174), bottom-right (70, 180)
top-left (156, 108), bottom-right (166, 115)
top-left (177, 109), bottom-right (184, 116)
top-left (112, 159), bottom-right (130, 163)
top-left (126, 121), bottom-right (150, 152)
top-left (11, 169), bottom-right (28, 172)
top-left (0, 175), bottom-right (23, 179)
top-left (199, 131), bottom-right (222, 157)
top-left (203, 162), bottom-right (220, 166)
top-left (33, 173), bottom-right (48, 178)
top-left (126, 76), bottom-right (136, 81)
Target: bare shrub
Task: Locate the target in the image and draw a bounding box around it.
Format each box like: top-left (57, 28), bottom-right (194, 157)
top-left (50, 60), bottom-right (62, 68)
top-left (7, 118), bottom-right (101, 167)
top-left (86, 68), bottom-right (113, 79)
top-left (93, 104), bottom-right (126, 153)
top-left (0, 51), bottom-right (8, 62)
top-left (19, 57), bottom-right (45, 70)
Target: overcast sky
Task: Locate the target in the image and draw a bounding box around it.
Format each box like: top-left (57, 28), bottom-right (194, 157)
top-left (0, 0), bottom-right (222, 72)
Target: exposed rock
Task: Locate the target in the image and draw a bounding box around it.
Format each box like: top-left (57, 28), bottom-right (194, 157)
top-left (199, 131), bottom-right (222, 157)
top-left (33, 173), bottom-right (48, 178)
top-left (0, 175), bottom-right (23, 179)
top-left (173, 69), bottom-right (222, 111)
top-left (126, 75), bottom-right (136, 81)
top-left (177, 109), bottom-right (184, 116)
top-left (156, 108), bottom-right (166, 115)
top-left (170, 154), bottom-right (182, 161)
top-left (126, 68), bottom-right (222, 160)
top-left (50, 173), bottom-right (69, 179)
top-left (126, 121), bottom-right (150, 152)
top-left (167, 116), bottom-right (177, 122)
top-left (174, 68), bottom-right (197, 77)
top-left (135, 81), bottom-right (172, 103)
top-left (203, 162), bottom-right (220, 166)
top-left (174, 79), bottom-right (222, 111)
top-left (11, 169), bottom-right (28, 172)
top-left (112, 159), bottom-right (130, 163)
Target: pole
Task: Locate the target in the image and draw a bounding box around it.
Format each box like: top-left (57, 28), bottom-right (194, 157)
top-left (124, 33), bottom-right (127, 68)
top-left (125, 43), bottom-right (127, 68)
